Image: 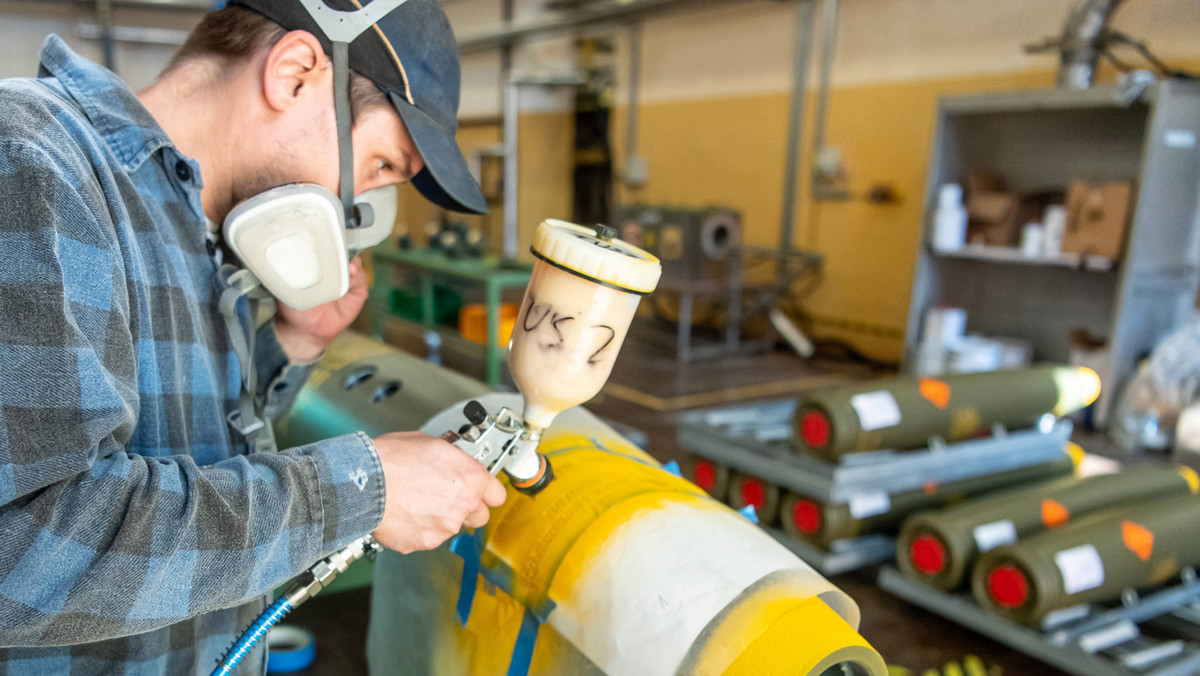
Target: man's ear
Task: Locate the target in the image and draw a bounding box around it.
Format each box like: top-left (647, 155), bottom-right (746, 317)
top-left (261, 30), bottom-right (329, 113)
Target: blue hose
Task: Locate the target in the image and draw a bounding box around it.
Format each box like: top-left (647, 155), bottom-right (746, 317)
top-left (211, 595), bottom-right (294, 676)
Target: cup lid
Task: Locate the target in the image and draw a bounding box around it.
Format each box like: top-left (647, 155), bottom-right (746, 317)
top-left (531, 219), bottom-right (661, 295)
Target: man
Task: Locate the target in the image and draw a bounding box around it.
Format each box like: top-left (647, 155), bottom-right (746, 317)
top-left (0, 0), bottom-right (503, 673)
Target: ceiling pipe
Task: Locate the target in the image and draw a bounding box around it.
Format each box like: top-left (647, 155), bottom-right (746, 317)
top-left (1055, 0), bottom-right (1129, 89)
top-left (456, 0), bottom-right (759, 55)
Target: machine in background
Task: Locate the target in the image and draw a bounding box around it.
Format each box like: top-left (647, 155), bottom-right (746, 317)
top-left (615, 203), bottom-right (822, 362)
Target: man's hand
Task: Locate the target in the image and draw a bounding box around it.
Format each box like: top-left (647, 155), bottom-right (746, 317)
top-left (370, 431), bottom-right (507, 553)
top-left (274, 255), bottom-right (369, 362)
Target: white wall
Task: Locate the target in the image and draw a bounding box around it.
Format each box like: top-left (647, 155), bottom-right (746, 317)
top-left (0, 0), bottom-right (191, 88)
top-left (453, 0), bottom-right (1200, 116)
top-left (2, 0), bottom-right (1197, 112)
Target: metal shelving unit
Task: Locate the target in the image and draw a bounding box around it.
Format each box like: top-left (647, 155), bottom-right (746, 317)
top-left (879, 566), bottom-right (1200, 676)
top-left (903, 81), bottom-right (1200, 426)
top-left (677, 398), bottom-right (1070, 574)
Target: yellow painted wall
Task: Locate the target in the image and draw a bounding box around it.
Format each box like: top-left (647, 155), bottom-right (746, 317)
top-left (609, 68), bottom-right (1061, 361)
top-left (436, 1), bottom-right (1200, 364)
top-left (425, 58), bottom-right (1200, 363)
top-left (396, 113), bottom-right (574, 263)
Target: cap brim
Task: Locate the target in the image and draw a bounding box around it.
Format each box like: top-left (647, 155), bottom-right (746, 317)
top-left (389, 90), bottom-right (488, 215)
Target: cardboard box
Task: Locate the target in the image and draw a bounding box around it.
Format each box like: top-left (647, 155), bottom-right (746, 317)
top-left (1063, 181), bottom-right (1133, 260)
top-left (966, 170), bottom-right (1006, 196)
top-left (967, 191), bottom-right (1020, 245)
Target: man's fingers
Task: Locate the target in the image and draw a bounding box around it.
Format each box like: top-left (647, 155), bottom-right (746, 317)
top-left (463, 504), bottom-right (490, 529)
top-left (482, 476), bottom-right (507, 507)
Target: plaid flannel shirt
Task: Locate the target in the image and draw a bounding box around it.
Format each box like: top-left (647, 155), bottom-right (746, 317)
top-left (0, 36), bottom-right (386, 674)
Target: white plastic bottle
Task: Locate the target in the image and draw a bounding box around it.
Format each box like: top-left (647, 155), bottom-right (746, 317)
top-left (932, 183), bottom-right (968, 253)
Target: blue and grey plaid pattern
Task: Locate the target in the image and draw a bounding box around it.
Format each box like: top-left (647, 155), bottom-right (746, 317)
top-left (0, 36), bottom-right (386, 674)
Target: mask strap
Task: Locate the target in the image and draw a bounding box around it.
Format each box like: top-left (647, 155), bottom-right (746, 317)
top-left (218, 266), bottom-right (278, 455)
top-left (296, 0), bottom-right (412, 229)
top-left (332, 39), bottom-right (356, 228)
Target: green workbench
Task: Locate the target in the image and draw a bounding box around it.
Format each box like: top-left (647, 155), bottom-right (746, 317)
top-left (370, 246), bottom-right (532, 387)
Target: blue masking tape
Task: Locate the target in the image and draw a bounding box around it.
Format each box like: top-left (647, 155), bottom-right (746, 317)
top-left (506, 607), bottom-right (542, 676)
top-left (265, 626), bottom-right (316, 673)
top-left (661, 460), bottom-right (681, 477)
top-left (450, 533), bottom-right (481, 627)
top-left (738, 504), bottom-right (759, 524)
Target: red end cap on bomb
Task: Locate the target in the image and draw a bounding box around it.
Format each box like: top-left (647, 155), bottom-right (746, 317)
top-left (792, 499), bottom-right (822, 535)
top-left (799, 411), bottom-right (832, 449)
top-left (693, 461), bottom-right (718, 492)
top-left (986, 564), bottom-right (1030, 609)
top-left (909, 534), bottom-right (948, 576)
top-left (740, 479), bottom-right (766, 510)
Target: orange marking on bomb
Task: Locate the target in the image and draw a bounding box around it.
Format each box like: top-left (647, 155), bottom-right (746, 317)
top-left (1041, 499), bottom-right (1070, 529)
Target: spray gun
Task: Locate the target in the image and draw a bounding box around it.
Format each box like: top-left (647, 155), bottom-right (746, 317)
top-left (212, 220), bottom-right (660, 675)
top-left (443, 219), bottom-right (663, 493)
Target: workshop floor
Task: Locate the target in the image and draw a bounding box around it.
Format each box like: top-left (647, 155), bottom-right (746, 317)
top-left (285, 331), bottom-right (1071, 675)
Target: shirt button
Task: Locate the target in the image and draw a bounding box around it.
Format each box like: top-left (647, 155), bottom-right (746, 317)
top-left (175, 160), bottom-right (193, 183)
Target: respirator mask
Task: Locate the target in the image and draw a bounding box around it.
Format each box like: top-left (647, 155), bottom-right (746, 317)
top-left (219, 0), bottom-right (409, 312)
top-left (222, 183), bottom-right (397, 310)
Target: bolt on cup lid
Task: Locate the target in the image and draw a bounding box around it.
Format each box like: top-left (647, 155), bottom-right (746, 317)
top-left (530, 219), bottom-right (662, 295)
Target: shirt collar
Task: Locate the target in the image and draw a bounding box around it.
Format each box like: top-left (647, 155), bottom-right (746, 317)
top-left (37, 34), bottom-right (174, 173)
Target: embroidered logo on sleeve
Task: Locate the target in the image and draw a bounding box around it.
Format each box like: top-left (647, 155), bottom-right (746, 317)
top-left (350, 467), bottom-right (369, 491)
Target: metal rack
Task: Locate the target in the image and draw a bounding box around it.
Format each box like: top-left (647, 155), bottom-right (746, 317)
top-left (677, 398), bottom-right (1071, 574)
top-left (879, 566), bottom-right (1200, 676)
top-left (903, 82), bottom-right (1200, 426)
top-left (678, 399), bottom-right (1071, 502)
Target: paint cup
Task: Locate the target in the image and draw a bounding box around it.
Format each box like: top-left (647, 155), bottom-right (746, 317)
top-left (508, 220), bottom-right (661, 431)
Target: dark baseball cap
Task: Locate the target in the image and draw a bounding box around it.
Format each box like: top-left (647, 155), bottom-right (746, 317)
top-left (227, 0), bottom-right (487, 214)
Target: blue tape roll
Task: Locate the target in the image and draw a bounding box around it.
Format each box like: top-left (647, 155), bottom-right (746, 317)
top-left (266, 626), bottom-right (316, 673)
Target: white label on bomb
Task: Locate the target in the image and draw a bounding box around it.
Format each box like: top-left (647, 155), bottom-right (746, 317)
top-left (1055, 544), bottom-right (1105, 595)
top-left (849, 391), bottom-right (902, 431)
top-left (1165, 129), bottom-right (1196, 149)
top-left (973, 520), bottom-right (1017, 553)
top-left (848, 491), bottom-right (891, 519)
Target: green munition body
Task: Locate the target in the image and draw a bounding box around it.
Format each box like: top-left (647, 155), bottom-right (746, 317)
top-left (727, 472), bottom-right (782, 526)
top-left (781, 452), bottom-right (1077, 548)
top-left (972, 494), bottom-right (1200, 626)
top-left (897, 465), bottom-right (1199, 591)
top-left (274, 332), bottom-right (489, 444)
top-left (792, 365), bottom-right (1100, 459)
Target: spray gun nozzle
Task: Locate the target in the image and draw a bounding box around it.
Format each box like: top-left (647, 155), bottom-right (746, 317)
top-left (510, 453), bottom-right (554, 496)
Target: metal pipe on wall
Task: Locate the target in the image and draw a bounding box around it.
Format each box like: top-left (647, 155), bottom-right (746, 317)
top-left (1057, 0), bottom-right (1127, 89)
top-left (810, 0), bottom-right (845, 201)
top-left (622, 20), bottom-right (643, 189)
top-left (457, 0), bottom-right (754, 56)
top-left (96, 0), bottom-right (116, 70)
top-left (777, 0), bottom-right (816, 272)
top-left (810, 0), bottom-right (837, 170)
top-left (42, 0), bottom-right (212, 10)
top-left (502, 80), bottom-right (520, 259)
top-left (76, 22), bottom-right (189, 46)
top-left (501, 74), bottom-right (584, 260)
